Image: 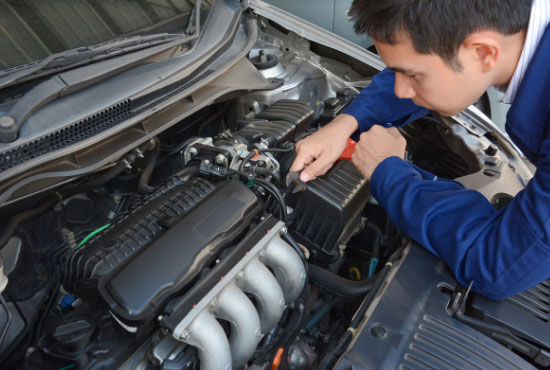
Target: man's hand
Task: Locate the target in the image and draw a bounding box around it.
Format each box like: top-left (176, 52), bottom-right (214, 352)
top-left (352, 126), bottom-right (407, 180)
top-left (290, 114), bottom-right (359, 182)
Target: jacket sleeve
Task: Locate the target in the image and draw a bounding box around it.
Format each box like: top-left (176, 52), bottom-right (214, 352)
top-left (370, 141), bottom-right (550, 300)
top-left (342, 67), bottom-right (430, 132)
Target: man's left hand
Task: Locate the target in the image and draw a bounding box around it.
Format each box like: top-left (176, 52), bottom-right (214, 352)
top-left (351, 125), bottom-right (407, 180)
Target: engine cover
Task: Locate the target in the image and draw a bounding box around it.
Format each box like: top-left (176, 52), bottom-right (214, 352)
top-left (64, 177), bottom-right (218, 291)
top-left (98, 180), bottom-right (262, 325)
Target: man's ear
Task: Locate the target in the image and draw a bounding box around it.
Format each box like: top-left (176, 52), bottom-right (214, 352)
top-left (463, 32), bottom-right (500, 72)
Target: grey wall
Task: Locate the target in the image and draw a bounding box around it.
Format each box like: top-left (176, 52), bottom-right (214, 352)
top-left (264, 0), bottom-right (373, 49)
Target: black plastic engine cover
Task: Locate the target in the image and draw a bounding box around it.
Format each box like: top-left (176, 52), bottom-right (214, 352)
top-left (469, 281), bottom-right (550, 363)
top-left (64, 177), bottom-right (217, 291)
top-left (98, 180), bottom-right (261, 325)
top-left (234, 99), bottom-right (313, 147)
top-left (335, 245), bottom-right (535, 370)
top-left (290, 160), bottom-right (369, 264)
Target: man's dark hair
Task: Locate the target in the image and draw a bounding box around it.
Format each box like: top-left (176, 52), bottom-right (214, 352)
top-left (349, 0), bottom-right (532, 70)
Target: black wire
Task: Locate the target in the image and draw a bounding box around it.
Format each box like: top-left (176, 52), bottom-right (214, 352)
top-left (239, 152), bottom-right (255, 173)
top-left (281, 233), bottom-right (307, 271)
top-left (257, 148), bottom-right (294, 153)
top-left (251, 177), bottom-right (288, 225)
top-left (230, 170), bottom-right (288, 224)
top-left (35, 243), bottom-right (69, 341)
top-left (258, 183), bottom-right (288, 224)
top-left (0, 295), bottom-right (12, 346)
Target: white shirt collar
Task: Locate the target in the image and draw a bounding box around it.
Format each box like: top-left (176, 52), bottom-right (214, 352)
top-left (501, 0), bottom-right (550, 104)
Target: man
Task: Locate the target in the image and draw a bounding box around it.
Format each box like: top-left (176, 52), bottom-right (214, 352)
top-left (290, 0), bottom-right (550, 300)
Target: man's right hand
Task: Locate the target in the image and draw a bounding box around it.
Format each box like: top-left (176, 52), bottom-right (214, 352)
top-left (290, 114), bottom-right (359, 182)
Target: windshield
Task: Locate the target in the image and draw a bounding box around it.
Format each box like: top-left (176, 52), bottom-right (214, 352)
top-left (0, 0), bottom-right (215, 72)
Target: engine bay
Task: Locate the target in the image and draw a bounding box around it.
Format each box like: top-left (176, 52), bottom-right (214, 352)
top-left (0, 7), bottom-right (546, 370)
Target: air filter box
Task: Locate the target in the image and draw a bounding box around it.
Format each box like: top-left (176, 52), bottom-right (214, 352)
top-left (290, 160), bottom-right (369, 265)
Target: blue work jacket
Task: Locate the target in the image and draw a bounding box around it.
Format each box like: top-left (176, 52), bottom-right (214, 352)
top-left (342, 25), bottom-right (550, 300)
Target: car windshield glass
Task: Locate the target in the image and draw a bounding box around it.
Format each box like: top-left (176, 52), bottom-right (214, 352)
top-left (0, 0), bottom-right (215, 72)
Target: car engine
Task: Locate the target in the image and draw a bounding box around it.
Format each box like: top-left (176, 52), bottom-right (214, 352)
top-left (0, 3), bottom-right (545, 370)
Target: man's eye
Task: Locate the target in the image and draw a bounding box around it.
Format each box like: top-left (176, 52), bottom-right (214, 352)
top-left (408, 74), bottom-right (417, 79)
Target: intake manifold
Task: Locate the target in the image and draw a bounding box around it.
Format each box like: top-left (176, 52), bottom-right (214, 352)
top-left (172, 222), bottom-right (306, 370)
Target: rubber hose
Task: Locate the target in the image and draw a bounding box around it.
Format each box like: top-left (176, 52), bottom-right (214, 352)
top-left (308, 263), bottom-right (373, 299)
top-left (138, 146), bottom-right (160, 193)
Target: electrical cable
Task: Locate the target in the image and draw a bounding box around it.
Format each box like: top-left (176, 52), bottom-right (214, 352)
top-left (239, 151), bottom-right (255, 172)
top-left (257, 148), bottom-right (294, 153)
top-left (251, 177), bottom-right (288, 225)
top-left (230, 169), bottom-right (288, 224)
top-left (35, 243), bottom-right (70, 341)
top-left (77, 223), bottom-right (112, 248)
top-left (281, 232), bottom-right (307, 271)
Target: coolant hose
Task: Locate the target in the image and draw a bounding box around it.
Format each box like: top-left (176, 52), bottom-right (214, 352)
top-left (308, 263), bottom-right (373, 299)
top-left (138, 145), bottom-right (160, 193)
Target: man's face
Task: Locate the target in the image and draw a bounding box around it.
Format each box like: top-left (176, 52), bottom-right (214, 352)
top-left (374, 33), bottom-right (492, 116)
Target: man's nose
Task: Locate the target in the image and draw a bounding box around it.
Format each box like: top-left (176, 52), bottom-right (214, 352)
top-left (394, 72), bottom-right (416, 99)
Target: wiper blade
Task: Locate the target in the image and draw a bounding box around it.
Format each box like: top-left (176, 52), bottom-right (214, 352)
top-left (0, 33), bottom-right (185, 90)
top-left (0, 0), bottom-right (205, 143)
top-left (0, 33), bottom-right (201, 143)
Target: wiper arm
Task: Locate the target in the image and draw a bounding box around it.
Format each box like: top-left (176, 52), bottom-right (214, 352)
top-left (0, 0), bottom-right (205, 143)
top-left (0, 33), bottom-right (200, 143)
top-left (0, 33), bottom-right (185, 90)
top-left (0, 0), bottom-right (204, 90)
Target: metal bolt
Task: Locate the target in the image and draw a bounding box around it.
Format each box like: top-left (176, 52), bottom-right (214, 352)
top-left (157, 315), bottom-right (163, 322)
top-left (215, 153), bottom-right (227, 166)
top-left (123, 158), bottom-right (132, 169)
top-left (370, 325), bottom-right (387, 338)
top-left (181, 330), bottom-right (189, 340)
top-left (237, 271), bottom-right (245, 280)
top-left (204, 159), bottom-right (210, 164)
top-left (189, 147), bottom-right (198, 157)
top-left (0, 116), bottom-right (15, 129)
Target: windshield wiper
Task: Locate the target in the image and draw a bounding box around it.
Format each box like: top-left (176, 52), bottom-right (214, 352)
top-left (0, 34), bottom-right (185, 90)
top-left (0, 0), bottom-right (204, 143)
top-left (0, 0), bottom-right (202, 91)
